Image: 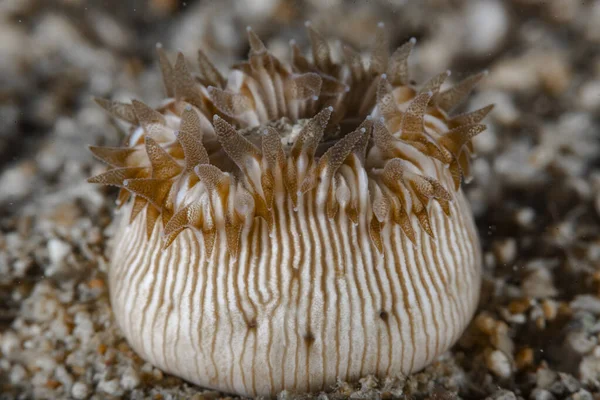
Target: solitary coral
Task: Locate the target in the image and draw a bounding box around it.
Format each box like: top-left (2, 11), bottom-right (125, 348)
top-left (89, 23), bottom-right (490, 397)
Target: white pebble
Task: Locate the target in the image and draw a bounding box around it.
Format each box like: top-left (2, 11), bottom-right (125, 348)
top-left (515, 207), bottom-right (535, 228)
top-left (120, 366), bottom-right (141, 390)
top-left (488, 390), bottom-right (517, 400)
top-left (571, 295), bottom-right (600, 315)
top-left (493, 238), bottom-right (517, 265)
top-left (55, 365), bottom-right (74, 390)
top-left (34, 355), bottom-right (57, 373)
top-left (580, 353), bottom-right (600, 384)
top-left (0, 161), bottom-right (36, 202)
top-left (486, 349), bottom-right (512, 378)
top-left (50, 318), bottom-right (69, 339)
top-left (9, 364), bottom-right (27, 384)
top-left (522, 267), bottom-right (558, 299)
top-left (567, 332), bottom-right (597, 355)
top-left (464, 0), bottom-right (508, 56)
top-left (578, 80), bottom-right (600, 111)
top-left (71, 382), bottom-right (90, 399)
top-left (47, 238), bottom-right (71, 267)
top-left (97, 379), bottom-right (122, 396)
top-left (530, 388), bottom-right (555, 400)
top-left (571, 389), bottom-right (593, 400)
top-left (1, 331), bottom-right (21, 358)
top-left (73, 311), bottom-right (95, 343)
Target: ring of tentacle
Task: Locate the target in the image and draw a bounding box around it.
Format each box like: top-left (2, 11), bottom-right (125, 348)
top-left (88, 23), bottom-right (492, 257)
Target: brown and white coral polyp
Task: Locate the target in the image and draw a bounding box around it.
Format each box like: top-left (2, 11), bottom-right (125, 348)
top-left (89, 25), bottom-right (490, 397)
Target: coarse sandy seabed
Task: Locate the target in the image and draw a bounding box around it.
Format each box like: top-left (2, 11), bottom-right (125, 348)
top-left (1, 0), bottom-right (600, 399)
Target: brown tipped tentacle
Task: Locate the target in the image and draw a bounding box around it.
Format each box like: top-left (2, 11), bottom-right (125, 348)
top-left (176, 106), bottom-right (211, 171)
top-left (197, 49), bottom-right (226, 89)
top-left (94, 98), bottom-right (139, 124)
top-left (386, 38), bottom-right (416, 86)
top-left (174, 53), bottom-right (208, 110)
top-left (434, 71), bottom-right (488, 113)
top-left (132, 99), bottom-right (166, 128)
top-left (157, 45), bottom-right (175, 97)
top-left (88, 146), bottom-right (136, 168)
